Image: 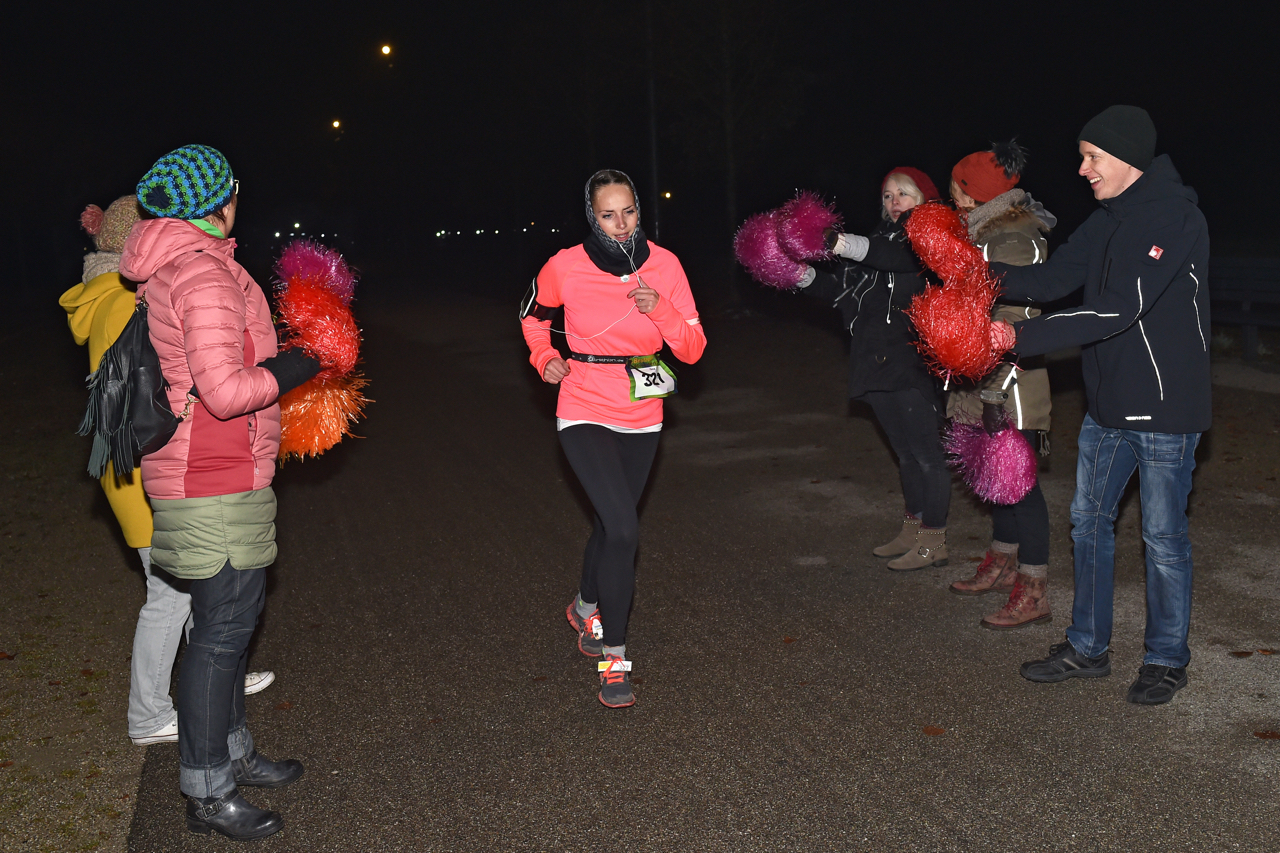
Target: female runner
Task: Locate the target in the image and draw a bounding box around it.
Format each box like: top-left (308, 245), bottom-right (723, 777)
top-left (521, 169), bottom-right (706, 708)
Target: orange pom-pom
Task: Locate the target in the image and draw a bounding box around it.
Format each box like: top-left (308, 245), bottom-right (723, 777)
top-left (277, 372), bottom-right (371, 461)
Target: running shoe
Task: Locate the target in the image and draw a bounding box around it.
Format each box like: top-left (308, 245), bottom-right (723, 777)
top-left (598, 654), bottom-right (635, 708)
top-left (565, 599), bottom-right (603, 657)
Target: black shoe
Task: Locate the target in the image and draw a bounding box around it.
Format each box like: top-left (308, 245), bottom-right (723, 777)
top-left (186, 790), bottom-right (283, 840)
top-left (1020, 640), bottom-right (1111, 683)
top-left (1126, 664), bottom-right (1188, 705)
top-left (233, 751), bottom-right (305, 789)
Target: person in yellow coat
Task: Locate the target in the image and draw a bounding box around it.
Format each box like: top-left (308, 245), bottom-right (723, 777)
top-left (60, 196), bottom-right (275, 746)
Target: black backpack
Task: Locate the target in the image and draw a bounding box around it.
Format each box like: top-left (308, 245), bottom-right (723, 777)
top-left (77, 295), bottom-right (180, 478)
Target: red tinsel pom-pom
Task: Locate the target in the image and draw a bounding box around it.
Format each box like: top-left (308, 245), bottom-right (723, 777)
top-left (276, 278), bottom-right (361, 381)
top-left (734, 210), bottom-right (808, 289)
top-left (777, 191), bottom-right (842, 262)
top-left (904, 202), bottom-right (984, 284)
top-left (277, 372), bottom-right (371, 461)
top-left (906, 268), bottom-right (1001, 382)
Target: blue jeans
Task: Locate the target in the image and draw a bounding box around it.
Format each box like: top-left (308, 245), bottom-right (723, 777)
top-left (1066, 414), bottom-right (1200, 668)
top-left (176, 561), bottom-right (265, 798)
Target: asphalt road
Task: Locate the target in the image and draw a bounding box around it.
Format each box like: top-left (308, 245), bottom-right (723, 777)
top-left (18, 286), bottom-right (1280, 852)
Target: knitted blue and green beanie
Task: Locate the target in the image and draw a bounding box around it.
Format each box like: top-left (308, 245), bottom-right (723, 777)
top-left (136, 145), bottom-right (234, 219)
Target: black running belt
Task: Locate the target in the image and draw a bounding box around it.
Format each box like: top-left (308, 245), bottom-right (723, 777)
top-left (567, 352), bottom-right (638, 365)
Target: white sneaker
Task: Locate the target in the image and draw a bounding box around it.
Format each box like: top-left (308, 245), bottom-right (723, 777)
top-left (244, 670), bottom-right (276, 695)
top-left (131, 719), bottom-right (178, 746)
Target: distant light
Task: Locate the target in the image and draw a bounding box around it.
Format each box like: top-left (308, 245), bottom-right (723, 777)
top-left (333, 120), bottom-right (341, 128)
top-left (495, 230), bottom-right (499, 234)
top-left (475, 230), bottom-right (481, 235)
top-left (523, 228), bottom-right (527, 232)
top-left (294, 223), bottom-right (300, 228)
top-left (274, 232), bottom-right (280, 237)
top-left (530, 221), bottom-right (535, 225)
top-left (321, 233), bottom-right (325, 237)
top-left (381, 45), bottom-right (391, 55)
top-left (663, 192), bottom-right (672, 199)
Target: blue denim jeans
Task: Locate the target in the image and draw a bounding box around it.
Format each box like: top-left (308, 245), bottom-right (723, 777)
top-left (176, 561), bottom-right (265, 798)
top-left (1066, 414), bottom-right (1200, 668)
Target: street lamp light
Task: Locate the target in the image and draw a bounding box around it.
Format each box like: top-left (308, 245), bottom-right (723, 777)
top-left (381, 45), bottom-right (391, 55)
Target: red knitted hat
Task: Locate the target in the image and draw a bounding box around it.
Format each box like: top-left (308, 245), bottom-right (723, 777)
top-left (951, 147), bottom-right (1022, 204)
top-left (883, 167), bottom-right (940, 202)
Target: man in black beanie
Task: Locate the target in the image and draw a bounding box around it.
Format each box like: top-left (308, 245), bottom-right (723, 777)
top-left (987, 105), bottom-right (1211, 705)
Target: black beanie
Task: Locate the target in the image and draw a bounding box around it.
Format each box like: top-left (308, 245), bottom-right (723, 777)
top-left (1078, 106), bottom-right (1156, 171)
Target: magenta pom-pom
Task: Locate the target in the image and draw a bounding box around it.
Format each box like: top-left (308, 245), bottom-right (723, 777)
top-left (777, 191), bottom-right (842, 262)
top-left (945, 419), bottom-right (1038, 505)
top-left (734, 211), bottom-right (808, 289)
top-left (274, 240), bottom-right (357, 306)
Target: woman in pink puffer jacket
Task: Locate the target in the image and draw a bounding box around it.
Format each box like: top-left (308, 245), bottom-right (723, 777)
top-left (119, 145), bottom-right (318, 842)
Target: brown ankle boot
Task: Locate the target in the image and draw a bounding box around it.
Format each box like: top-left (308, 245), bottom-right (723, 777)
top-left (980, 572), bottom-right (1051, 629)
top-left (950, 548), bottom-right (1018, 596)
top-left (872, 515), bottom-right (921, 557)
top-left (887, 527), bottom-right (948, 571)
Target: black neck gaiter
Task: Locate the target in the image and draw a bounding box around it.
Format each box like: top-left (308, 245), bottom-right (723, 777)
top-left (583, 172), bottom-right (651, 276)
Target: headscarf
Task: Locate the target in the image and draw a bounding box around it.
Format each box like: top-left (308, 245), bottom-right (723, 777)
top-left (582, 170), bottom-right (651, 276)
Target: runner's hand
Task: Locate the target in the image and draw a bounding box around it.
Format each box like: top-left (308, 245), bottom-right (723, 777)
top-left (542, 357), bottom-right (571, 384)
top-left (628, 280), bottom-right (660, 314)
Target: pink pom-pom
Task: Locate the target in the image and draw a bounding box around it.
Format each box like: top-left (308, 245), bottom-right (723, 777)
top-left (734, 211), bottom-right (808, 289)
top-left (80, 205), bottom-right (104, 236)
top-left (945, 420), bottom-right (1037, 504)
top-left (274, 240), bottom-right (357, 305)
top-left (776, 191), bottom-right (842, 262)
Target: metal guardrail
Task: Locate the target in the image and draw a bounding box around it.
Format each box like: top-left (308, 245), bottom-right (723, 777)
top-left (1209, 258), bottom-right (1280, 361)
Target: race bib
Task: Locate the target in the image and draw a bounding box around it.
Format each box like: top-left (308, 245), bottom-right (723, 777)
top-left (627, 355), bottom-right (677, 400)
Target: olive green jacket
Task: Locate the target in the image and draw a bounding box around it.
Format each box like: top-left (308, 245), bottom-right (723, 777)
top-left (947, 191), bottom-right (1053, 431)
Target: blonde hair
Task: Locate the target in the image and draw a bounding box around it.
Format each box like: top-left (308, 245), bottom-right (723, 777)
top-left (880, 173), bottom-right (927, 221)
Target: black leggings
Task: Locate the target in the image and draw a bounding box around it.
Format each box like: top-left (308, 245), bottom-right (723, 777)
top-left (558, 425), bottom-right (660, 648)
top-left (864, 389), bottom-right (950, 528)
top-left (989, 429), bottom-right (1050, 565)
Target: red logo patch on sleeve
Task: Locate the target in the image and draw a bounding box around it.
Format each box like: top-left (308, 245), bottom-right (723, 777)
top-left (1148, 245), bottom-right (1164, 259)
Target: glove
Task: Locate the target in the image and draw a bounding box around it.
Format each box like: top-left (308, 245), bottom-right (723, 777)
top-left (797, 265), bottom-right (817, 288)
top-left (825, 230), bottom-right (870, 261)
top-left (260, 348), bottom-right (322, 398)
top-left (823, 227), bottom-right (840, 252)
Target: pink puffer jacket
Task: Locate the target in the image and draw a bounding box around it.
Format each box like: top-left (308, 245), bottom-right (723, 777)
top-left (119, 219), bottom-right (282, 500)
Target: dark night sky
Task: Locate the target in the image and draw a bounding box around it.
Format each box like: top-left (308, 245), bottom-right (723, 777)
top-left (5, 3), bottom-right (1274, 299)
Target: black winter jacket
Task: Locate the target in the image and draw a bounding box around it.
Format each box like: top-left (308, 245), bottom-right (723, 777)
top-left (801, 212), bottom-right (939, 402)
top-left (992, 155), bottom-right (1210, 434)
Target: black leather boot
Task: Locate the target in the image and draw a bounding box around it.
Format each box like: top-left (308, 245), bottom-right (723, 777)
top-left (233, 751), bottom-right (305, 788)
top-left (186, 790), bottom-right (283, 840)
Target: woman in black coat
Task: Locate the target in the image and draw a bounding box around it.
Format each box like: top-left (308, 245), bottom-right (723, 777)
top-left (796, 167), bottom-right (950, 570)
